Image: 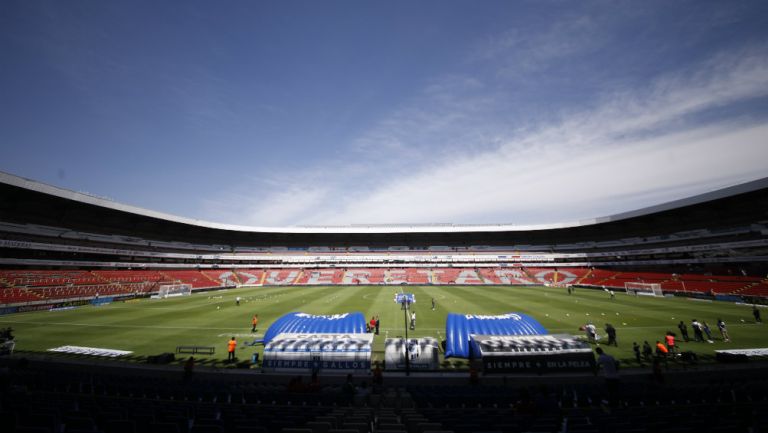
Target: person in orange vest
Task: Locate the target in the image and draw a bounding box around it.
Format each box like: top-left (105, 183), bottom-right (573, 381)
top-left (251, 315), bottom-right (259, 333)
top-left (655, 340), bottom-right (669, 356)
top-left (227, 336), bottom-right (237, 362)
top-left (665, 332), bottom-right (676, 354)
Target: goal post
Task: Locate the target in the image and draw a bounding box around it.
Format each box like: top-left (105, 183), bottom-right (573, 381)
top-left (625, 282), bottom-right (663, 297)
top-left (154, 284), bottom-right (192, 299)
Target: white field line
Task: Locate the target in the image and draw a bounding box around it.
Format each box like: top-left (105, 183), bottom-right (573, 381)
top-left (0, 319), bottom-right (757, 332)
top-left (217, 333), bottom-right (263, 338)
top-left (0, 320), bottom-right (242, 330)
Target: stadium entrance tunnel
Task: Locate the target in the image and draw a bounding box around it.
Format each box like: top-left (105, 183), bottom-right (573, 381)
top-left (262, 311), bottom-right (367, 344)
top-left (261, 312), bottom-right (369, 373)
top-left (444, 312), bottom-right (548, 358)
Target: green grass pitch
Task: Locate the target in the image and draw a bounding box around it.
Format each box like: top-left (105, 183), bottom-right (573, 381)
top-left (1, 285), bottom-right (766, 368)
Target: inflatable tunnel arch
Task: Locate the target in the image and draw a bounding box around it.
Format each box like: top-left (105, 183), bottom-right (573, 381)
top-left (262, 311), bottom-right (366, 344)
top-left (444, 312), bottom-right (548, 358)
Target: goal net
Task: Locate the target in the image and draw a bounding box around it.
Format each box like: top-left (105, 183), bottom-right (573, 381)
top-left (625, 282), bottom-right (663, 297)
top-left (155, 284), bottom-right (192, 299)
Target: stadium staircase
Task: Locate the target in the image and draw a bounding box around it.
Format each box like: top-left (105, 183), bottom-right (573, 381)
top-left (658, 275), bottom-right (675, 286)
top-left (293, 269), bottom-right (305, 284)
top-left (574, 268), bottom-right (593, 285)
top-left (475, 269), bottom-right (488, 284)
top-left (521, 267), bottom-right (537, 280)
top-left (232, 270), bottom-right (243, 286)
top-left (1, 287), bottom-right (44, 303)
top-left (163, 270), bottom-right (218, 288)
top-left (89, 271), bottom-right (111, 284)
top-left (735, 282), bottom-right (761, 294)
top-left (200, 271), bottom-right (222, 286)
top-left (732, 278), bottom-right (768, 297)
top-left (597, 271), bottom-right (622, 286)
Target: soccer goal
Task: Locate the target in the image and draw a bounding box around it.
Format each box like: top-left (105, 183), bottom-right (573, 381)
top-left (154, 284), bottom-right (192, 299)
top-left (625, 282), bottom-right (663, 297)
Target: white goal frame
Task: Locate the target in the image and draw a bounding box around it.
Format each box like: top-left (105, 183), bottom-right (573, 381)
top-left (154, 284), bottom-right (192, 299)
top-left (625, 282), bottom-right (663, 297)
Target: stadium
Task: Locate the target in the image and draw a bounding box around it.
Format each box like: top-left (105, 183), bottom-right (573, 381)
top-left (2, 171), bottom-right (768, 433)
top-left (4, 2), bottom-right (768, 433)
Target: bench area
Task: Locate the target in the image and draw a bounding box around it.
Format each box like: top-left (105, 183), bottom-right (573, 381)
top-left (175, 345), bottom-right (215, 355)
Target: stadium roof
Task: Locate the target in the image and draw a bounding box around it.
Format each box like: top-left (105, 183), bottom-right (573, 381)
top-left (2, 170), bottom-right (767, 235)
top-left (1, 170), bottom-right (767, 247)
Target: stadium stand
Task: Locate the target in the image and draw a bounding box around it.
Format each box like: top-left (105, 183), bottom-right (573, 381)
top-left (5, 266), bottom-right (768, 305)
top-left (342, 268), bottom-right (387, 284)
top-left (1, 287), bottom-right (43, 303)
top-left (0, 270), bottom-right (101, 287)
top-left (740, 280), bottom-right (768, 297)
top-left (2, 359), bottom-right (768, 433)
top-left (403, 268), bottom-right (431, 284)
top-left (163, 270), bottom-right (221, 288)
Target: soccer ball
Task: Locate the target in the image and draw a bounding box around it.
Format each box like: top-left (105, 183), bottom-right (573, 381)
top-left (217, 306), bottom-right (220, 310)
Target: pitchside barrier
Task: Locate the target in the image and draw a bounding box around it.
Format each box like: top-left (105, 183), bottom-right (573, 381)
top-left (471, 334), bottom-right (596, 373)
top-left (176, 345), bottom-right (215, 355)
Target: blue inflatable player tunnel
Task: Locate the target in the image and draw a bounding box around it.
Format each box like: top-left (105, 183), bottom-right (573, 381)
top-left (262, 312), bottom-right (367, 344)
top-left (444, 312), bottom-right (548, 358)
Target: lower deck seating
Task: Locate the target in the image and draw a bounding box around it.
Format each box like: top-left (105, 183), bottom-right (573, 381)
top-left (163, 270), bottom-right (220, 288)
top-left (0, 287), bottom-right (43, 303)
top-left (2, 267), bottom-right (767, 305)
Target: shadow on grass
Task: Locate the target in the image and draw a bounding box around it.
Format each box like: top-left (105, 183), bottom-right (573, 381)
top-left (5, 348), bottom-right (731, 374)
top-left (8, 349), bottom-right (250, 368)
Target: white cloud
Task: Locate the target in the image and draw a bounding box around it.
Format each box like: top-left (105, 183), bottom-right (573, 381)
top-left (301, 123), bottom-right (767, 225)
top-left (206, 43), bottom-right (768, 227)
top-left (474, 14), bottom-right (603, 76)
top-left (202, 184), bottom-right (329, 227)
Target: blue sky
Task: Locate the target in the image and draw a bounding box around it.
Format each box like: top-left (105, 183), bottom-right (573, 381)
top-left (1, 1), bottom-right (768, 227)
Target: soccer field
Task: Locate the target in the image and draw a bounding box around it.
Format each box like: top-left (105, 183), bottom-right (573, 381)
top-left (1, 285), bottom-right (766, 368)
